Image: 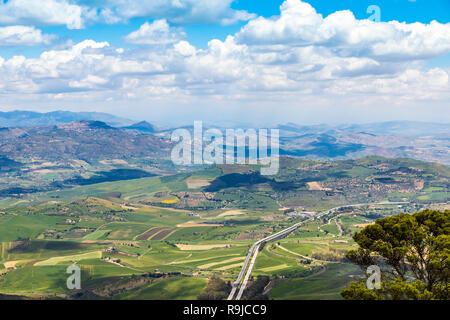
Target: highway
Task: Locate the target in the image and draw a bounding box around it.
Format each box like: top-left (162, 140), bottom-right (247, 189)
top-left (235, 243), bottom-right (260, 300)
top-left (227, 219), bottom-right (306, 300)
top-left (227, 201), bottom-right (410, 300)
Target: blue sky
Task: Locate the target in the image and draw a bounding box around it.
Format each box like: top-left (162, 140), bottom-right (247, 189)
top-left (0, 0), bottom-right (449, 124)
top-left (5, 0), bottom-right (450, 54)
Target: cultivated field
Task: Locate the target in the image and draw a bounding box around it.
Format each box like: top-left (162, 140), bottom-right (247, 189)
top-left (0, 157), bottom-right (448, 299)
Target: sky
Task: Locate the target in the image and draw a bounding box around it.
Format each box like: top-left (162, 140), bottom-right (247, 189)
top-left (0, 0), bottom-right (449, 125)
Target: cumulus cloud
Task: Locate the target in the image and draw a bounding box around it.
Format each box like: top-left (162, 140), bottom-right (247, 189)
top-left (325, 68), bottom-right (450, 99)
top-left (0, 0), bottom-right (254, 29)
top-left (0, 25), bottom-right (56, 46)
top-left (174, 41), bottom-right (196, 56)
top-left (91, 0), bottom-right (255, 26)
top-left (236, 0), bottom-right (450, 60)
top-left (124, 20), bottom-right (186, 45)
top-left (0, 0), bottom-right (449, 115)
top-left (1, 34), bottom-right (448, 102)
top-left (0, 39), bottom-right (169, 93)
top-left (0, 0), bottom-right (88, 29)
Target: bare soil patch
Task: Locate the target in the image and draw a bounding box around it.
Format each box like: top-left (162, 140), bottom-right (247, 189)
top-left (151, 228), bottom-right (177, 240)
top-left (215, 262), bottom-right (244, 271)
top-left (136, 227), bottom-right (166, 240)
top-left (354, 223), bottom-right (373, 228)
top-left (175, 244), bottom-right (232, 251)
top-left (307, 181), bottom-right (331, 191)
top-left (26, 260), bottom-right (44, 266)
top-left (177, 221), bottom-right (223, 228)
top-left (198, 257), bottom-right (245, 269)
top-left (187, 179), bottom-right (211, 189)
top-left (3, 261), bottom-right (18, 269)
top-left (218, 210), bottom-right (246, 217)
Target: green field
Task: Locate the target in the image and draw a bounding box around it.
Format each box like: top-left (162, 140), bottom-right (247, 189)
top-left (269, 263), bottom-right (362, 300)
top-left (114, 276), bottom-right (208, 300)
top-left (0, 157), bottom-right (448, 299)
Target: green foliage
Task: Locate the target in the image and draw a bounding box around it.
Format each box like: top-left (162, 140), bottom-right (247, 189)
top-left (341, 282), bottom-right (381, 300)
top-left (342, 210), bottom-right (449, 300)
top-left (243, 275), bottom-right (270, 300)
top-left (197, 277), bottom-right (231, 300)
top-left (342, 278), bottom-right (444, 300)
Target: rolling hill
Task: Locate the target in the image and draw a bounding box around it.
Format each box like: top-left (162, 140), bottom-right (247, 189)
top-left (0, 110), bottom-right (134, 127)
top-left (0, 120), bottom-right (171, 161)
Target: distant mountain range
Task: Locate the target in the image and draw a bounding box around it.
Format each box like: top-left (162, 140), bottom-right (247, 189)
top-left (0, 110), bottom-right (448, 165)
top-left (277, 121), bottom-right (449, 165)
top-left (0, 110), bottom-right (134, 127)
top-left (121, 121), bottom-right (156, 133)
top-left (277, 121), bottom-right (450, 137)
top-left (0, 120), bottom-right (171, 161)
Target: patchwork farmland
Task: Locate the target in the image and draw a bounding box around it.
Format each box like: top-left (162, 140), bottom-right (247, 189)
top-left (0, 157), bottom-right (448, 300)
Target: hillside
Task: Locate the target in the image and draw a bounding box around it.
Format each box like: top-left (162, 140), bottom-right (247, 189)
top-left (0, 121), bottom-right (171, 161)
top-left (2, 156), bottom-right (448, 210)
top-left (0, 157), bottom-right (447, 300)
top-left (1, 113), bottom-right (448, 165)
top-left (122, 121), bottom-right (156, 133)
top-left (0, 121), bottom-right (175, 197)
top-left (277, 121), bottom-right (450, 165)
top-left (0, 110), bottom-right (134, 127)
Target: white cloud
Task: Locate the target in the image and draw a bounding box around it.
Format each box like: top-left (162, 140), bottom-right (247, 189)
top-left (93, 0), bottom-right (255, 26)
top-left (124, 20), bottom-right (186, 45)
top-left (0, 0), bottom-right (449, 119)
top-left (174, 41), bottom-right (196, 56)
top-left (0, 39), bottom-right (169, 93)
top-left (0, 0), bottom-right (87, 29)
top-left (236, 0), bottom-right (450, 60)
top-left (69, 75), bottom-right (108, 89)
top-left (0, 0), bottom-right (254, 29)
top-left (0, 25), bottom-right (56, 46)
top-left (2, 34), bottom-right (447, 103)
